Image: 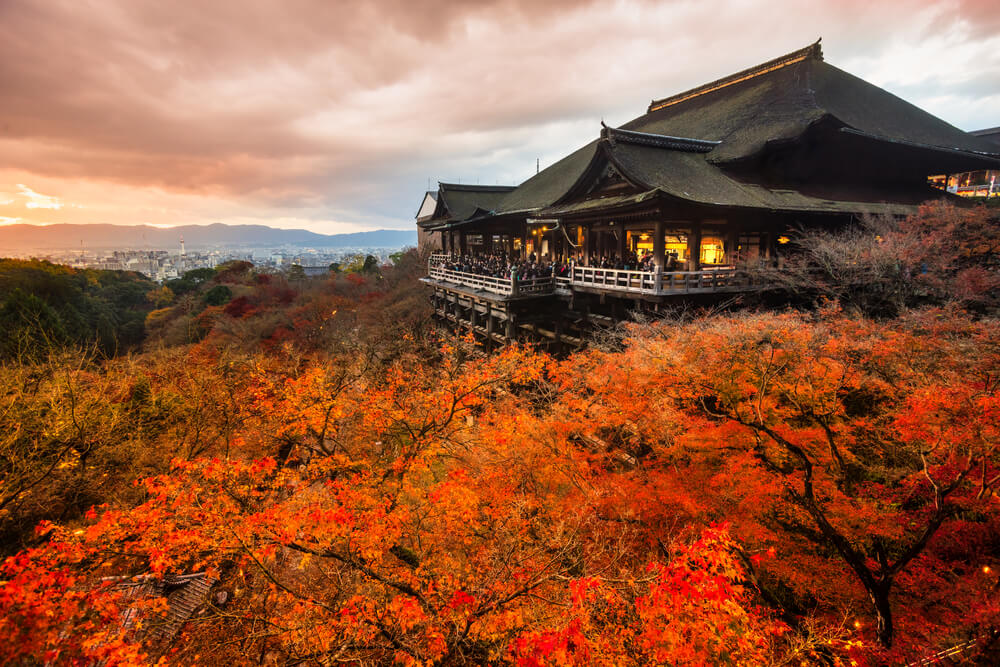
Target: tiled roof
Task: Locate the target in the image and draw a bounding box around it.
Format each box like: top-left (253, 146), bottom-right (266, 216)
top-left (483, 42), bottom-right (999, 218)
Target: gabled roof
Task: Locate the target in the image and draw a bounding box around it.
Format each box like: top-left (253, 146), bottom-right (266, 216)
top-left (600, 141), bottom-right (942, 215)
top-left (494, 143), bottom-right (599, 215)
top-left (415, 191), bottom-right (439, 225)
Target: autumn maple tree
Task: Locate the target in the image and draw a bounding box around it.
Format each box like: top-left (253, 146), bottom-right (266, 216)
top-left (552, 307), bottom-right (1000, 654)
top-left (2, 344), bottom-right (789, 665)
top-left (2, 236), bottom-right (998, 664)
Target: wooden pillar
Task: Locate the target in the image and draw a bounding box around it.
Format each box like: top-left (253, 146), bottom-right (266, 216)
top-left (616, 225), bottom-right (626, 261)
top-left (653, 220), bottom-right (665, 270)
top-left (485, 302), bottom-right (494, 351)
top-left (726, 227), bottom-right (739, 266)
top-left (460, 231), bottom-right (468, 255)
top-left (687, 223), bottom-right (702, 271)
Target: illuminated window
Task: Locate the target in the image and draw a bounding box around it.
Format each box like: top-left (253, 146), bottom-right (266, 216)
top-left (700, 235), bottom-right (726, 264)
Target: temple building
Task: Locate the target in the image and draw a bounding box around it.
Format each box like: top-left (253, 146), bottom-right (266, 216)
top-left (416, 41), bottom-right (1000, 349)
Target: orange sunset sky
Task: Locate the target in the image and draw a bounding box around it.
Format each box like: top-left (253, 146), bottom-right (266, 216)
top-left (1, 0), bottom-right (998, 234)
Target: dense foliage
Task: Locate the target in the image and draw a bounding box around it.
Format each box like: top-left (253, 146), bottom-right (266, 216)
top-left (0, 259), bottom-right (156, 359)
top-left (1, 207), bottom-right (999, 665)
top-left (767, 203), bottom-right (1000, 318)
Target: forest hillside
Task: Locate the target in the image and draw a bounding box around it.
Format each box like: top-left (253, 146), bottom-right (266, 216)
top-left (1, 204), bottom-right (999, 666)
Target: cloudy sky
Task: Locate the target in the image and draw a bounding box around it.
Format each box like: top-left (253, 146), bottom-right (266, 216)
top-left (1, 0), bottom-right (998, 233)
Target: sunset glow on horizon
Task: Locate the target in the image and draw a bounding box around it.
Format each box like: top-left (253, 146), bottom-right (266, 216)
top-left (2, 0), bottom-right (998, 234)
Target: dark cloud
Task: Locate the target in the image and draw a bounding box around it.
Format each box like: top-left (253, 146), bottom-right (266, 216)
top-left (0, 0), bottom-right (996, 232)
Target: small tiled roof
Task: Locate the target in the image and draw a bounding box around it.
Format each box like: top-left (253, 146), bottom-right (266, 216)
top-left (433, 183), bottom-right (516, 224)
top-left (970, 126), bottom-right (1000, 147)
top-left (112, 572), bottom-right (217, 639)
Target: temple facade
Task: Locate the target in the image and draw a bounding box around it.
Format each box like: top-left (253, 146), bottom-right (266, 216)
top-left (932, 126), bottom-right (1000, 198)
top-left (416, 41), bottom-right (1000, 349)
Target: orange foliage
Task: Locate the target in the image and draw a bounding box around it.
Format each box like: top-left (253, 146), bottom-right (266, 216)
top-left (3, 306), bottom-right (998, 665)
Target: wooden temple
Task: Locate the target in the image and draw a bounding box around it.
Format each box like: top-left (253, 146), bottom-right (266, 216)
top-left (417, 41), bottom-right (1000, 349)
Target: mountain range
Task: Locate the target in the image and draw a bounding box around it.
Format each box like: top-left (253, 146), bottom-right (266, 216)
top-left (0, 223), bottom-right (417, 251)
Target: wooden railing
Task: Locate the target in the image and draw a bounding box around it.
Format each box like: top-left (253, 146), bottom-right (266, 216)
top-left (570, 265), bottom-right (749, 294)
top-left (570, 266), bottom-right (660, 293)
top-left (427, 258), bottom-right (751, 297)
top-left (427, 265), bottom-right (554, 296)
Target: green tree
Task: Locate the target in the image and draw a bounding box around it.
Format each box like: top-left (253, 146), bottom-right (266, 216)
top-left (183, 267), bottom-right (216, 284)
top-left (147, 286), bottom-right (174, 308)
top-left (0, 289), bottom-right (68, 361)
top-left (203, 284), bottom-right (233, 306)
top-left (362, 254), bottom-right (380, 274)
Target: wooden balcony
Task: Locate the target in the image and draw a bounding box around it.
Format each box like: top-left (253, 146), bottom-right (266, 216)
top-left (425, 255), bottom-right (755, 299)
top-left (567, 265), bottom-right (750, 295)
top-left (425, 264), bottom-right (554, 299)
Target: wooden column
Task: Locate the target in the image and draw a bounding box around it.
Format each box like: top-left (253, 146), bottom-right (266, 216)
top-left (653, 220), bottom-right (665, 270)
top-left (485, 302), bottom-right (494, 351)
top-left (616, 225), bottom-right (626, 261)
top-left (459, 231), bottom-right (468, 255)
top-left (687, 223), bottom-right (702, 271)
top-left (726, 227), bottom-right (739, 266)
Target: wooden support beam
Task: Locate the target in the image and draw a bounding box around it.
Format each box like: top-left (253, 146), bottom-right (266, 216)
top-left (654, 219), bottom-right (665, 270)
top-left (485, 302), bottom-right (494, 352)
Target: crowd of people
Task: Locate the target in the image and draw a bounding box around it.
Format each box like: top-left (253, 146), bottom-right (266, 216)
top-left (437, 253), bottom-right (570, 281)
top-left (579, 251), bottom-right (685, 271)
top-left (435, 250), bottom-right (686, 278)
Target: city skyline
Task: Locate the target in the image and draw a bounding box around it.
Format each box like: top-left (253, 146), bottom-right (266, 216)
top-left (2, 0), bottom-right (998, 234)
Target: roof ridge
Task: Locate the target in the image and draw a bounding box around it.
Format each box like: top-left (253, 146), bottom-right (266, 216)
top-left (648, 39), bottom-right (823, 113)
top-left (601, 124), bottom-right (720, 152)
top-left (438, 182), bottom-right (516, 192)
